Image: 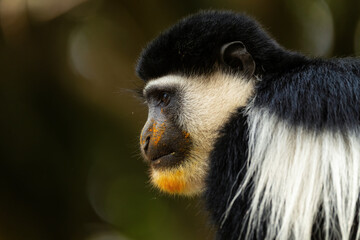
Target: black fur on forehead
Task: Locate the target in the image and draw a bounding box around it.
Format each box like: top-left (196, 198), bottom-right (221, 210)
top-left (136, 10), bottom-right (304, 81)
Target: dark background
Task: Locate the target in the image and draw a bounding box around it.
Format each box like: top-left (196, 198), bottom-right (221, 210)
top-left (0, 0), bottom-right (359, 239)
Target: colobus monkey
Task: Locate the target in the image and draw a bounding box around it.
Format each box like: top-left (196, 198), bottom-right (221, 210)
top-left (136, 10), bottom-right (360, 240)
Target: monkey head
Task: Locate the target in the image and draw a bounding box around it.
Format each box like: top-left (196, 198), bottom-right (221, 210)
top-left (136, 10), bottom-right (282, 195)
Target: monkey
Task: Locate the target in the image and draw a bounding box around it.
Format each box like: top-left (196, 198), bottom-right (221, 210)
top-left (135, 10), bottom-right (360, 240)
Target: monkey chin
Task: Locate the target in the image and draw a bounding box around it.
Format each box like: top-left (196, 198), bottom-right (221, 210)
top-left (150, 164), bottom-right (205, 196)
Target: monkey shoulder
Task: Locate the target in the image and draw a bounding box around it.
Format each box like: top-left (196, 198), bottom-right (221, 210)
top-left (254, 58), bottom-right (360, 131)
top-left (204, 58), bottom-right (360, 240)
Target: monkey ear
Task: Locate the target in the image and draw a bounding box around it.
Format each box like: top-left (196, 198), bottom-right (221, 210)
top-left (220, 41), bottom-right (255, 78)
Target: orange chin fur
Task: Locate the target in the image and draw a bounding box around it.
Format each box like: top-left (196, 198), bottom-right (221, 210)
top-left (151, 168), bottom-right (200, 195)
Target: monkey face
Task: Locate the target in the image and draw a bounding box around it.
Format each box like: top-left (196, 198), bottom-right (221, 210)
top-left (140, 73), bottom-right (255, 195)
top-left (138, 40), bottom-right (257, 196)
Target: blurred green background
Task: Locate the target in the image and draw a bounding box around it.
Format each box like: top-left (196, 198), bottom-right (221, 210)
top-left (0, 0), bottom-right (359, 239)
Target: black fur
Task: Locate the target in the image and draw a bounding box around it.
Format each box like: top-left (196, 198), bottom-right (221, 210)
top-left (136, 10), bottom-right (360, 239)
top-left (255, 58), bottom-right (360, 131)
top-left (205, 107), bottom-right (259, 240)
top-left (136, 10), bottom-right (305, 81)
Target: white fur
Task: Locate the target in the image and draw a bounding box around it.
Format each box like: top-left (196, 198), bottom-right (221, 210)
top-left (224, 105), bottom-right (360, 240)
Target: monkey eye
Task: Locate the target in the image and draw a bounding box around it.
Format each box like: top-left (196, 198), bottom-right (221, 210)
top-left (159, 92), bottom-right (171, 106)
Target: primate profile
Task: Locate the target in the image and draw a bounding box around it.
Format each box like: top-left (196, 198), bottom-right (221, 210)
top-left (136, 10), bottom-right (360, 240)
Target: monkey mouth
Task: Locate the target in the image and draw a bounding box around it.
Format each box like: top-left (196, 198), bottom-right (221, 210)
top-left (151, 152), bottom-right (183, 169)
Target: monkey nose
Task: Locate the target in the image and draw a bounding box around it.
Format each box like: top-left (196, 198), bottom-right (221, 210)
top-left (143, 136), bottom-right (150, 153)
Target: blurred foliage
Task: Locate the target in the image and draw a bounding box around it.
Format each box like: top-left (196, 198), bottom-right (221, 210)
top-left (0, 0), bottom-right (359, 239)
